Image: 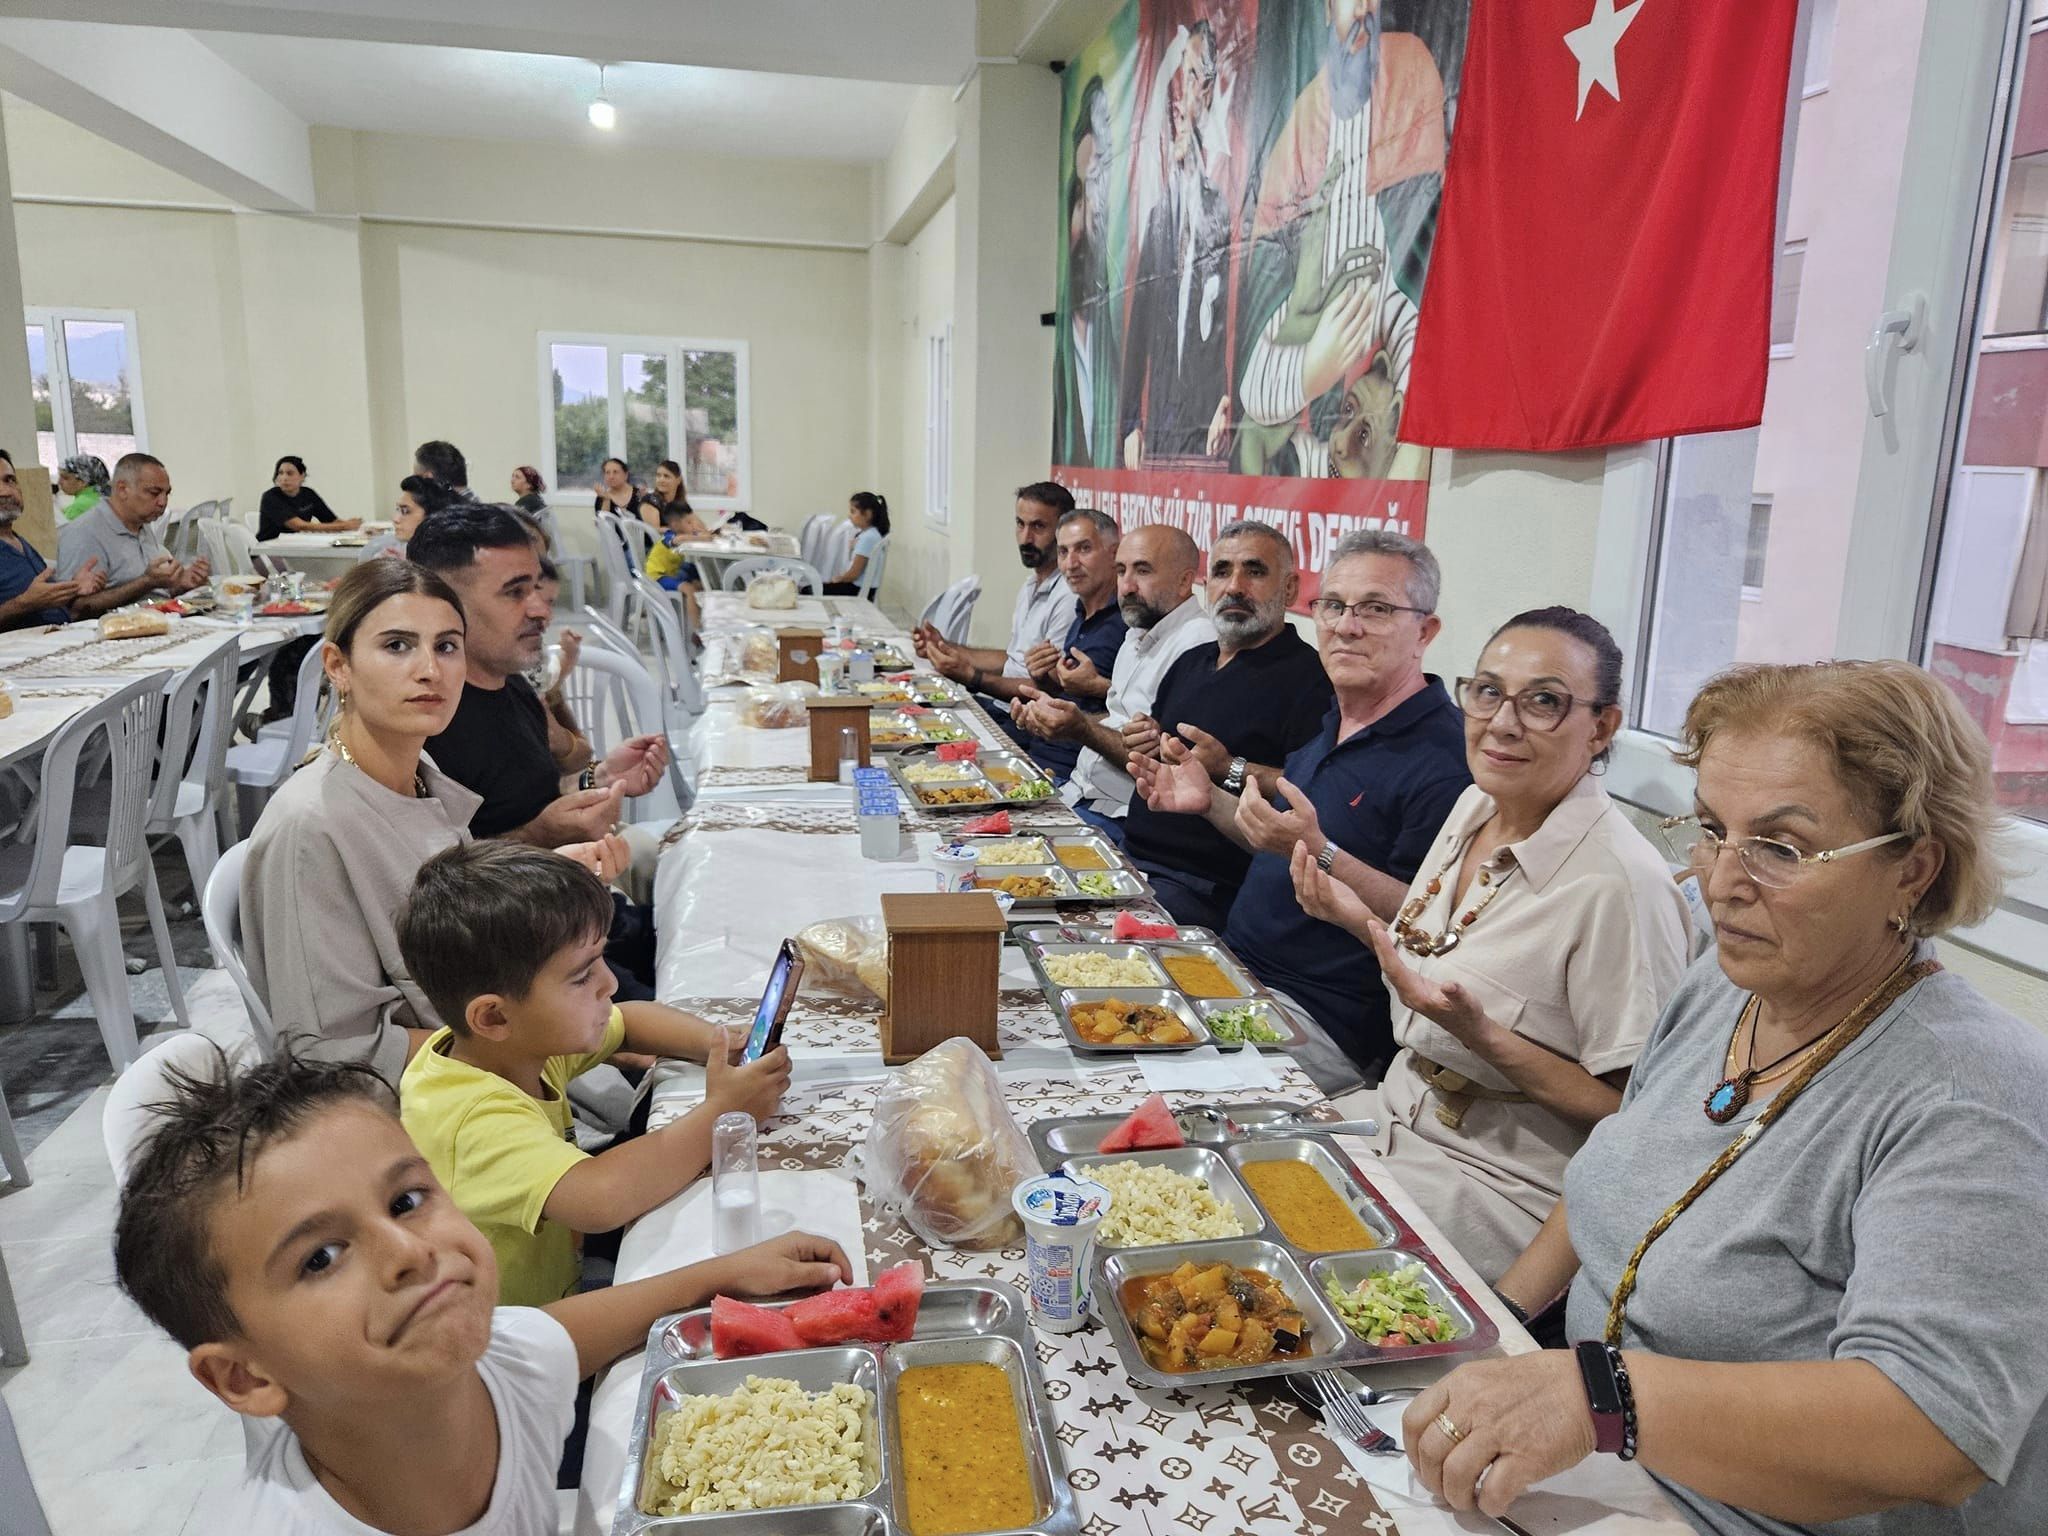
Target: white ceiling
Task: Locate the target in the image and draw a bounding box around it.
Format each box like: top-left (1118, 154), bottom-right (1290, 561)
top-left (195, 33), bottom-right (922, 161)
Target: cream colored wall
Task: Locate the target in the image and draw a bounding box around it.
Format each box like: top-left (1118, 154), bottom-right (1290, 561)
top-left (872, 195), bottom-right (957, 620)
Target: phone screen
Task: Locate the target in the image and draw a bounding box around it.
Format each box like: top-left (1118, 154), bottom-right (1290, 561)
top-left (740, 941), bottom-right (801, 1064)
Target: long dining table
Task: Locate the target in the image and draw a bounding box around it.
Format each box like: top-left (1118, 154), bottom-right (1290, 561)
top-left (571, 606), bottom-right (1690, 1536)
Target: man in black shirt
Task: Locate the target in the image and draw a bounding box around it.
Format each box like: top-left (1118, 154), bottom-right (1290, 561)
top-left (1121, 521), bottom-right (1333, 927)
top-left (1008, 508), bottom-right (1127, 779)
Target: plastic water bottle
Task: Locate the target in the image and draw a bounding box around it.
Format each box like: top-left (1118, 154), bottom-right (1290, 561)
top-left (712, 1111), bottom-right (762, 1254)
top-left (838, 727), bottom-right (861, 785)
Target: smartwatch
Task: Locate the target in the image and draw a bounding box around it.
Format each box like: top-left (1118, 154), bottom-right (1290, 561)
top-left (1315, 841), bottom-right (1340, 873)
top-left (1573, 1340), bottom-right (1638, 1459)
top-left (1223, 756), bottom-right (1249, 794)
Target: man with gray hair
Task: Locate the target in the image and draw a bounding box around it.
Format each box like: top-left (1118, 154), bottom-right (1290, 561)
top-left (56, 451), bottom-right (210, 617)
top-left (1119, 520), bottom-right (1335, 923)
top-left (1133, 526), bottom-right (1468, 1083)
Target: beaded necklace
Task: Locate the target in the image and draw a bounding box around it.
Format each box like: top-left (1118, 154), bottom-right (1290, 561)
top-left (1391, 834), bottom-right (1517, 958)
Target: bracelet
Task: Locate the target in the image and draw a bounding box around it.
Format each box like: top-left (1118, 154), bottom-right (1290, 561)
top-left (1614, 1347), bottom-right (1639, 1461)
top-left (1501, 1295), bottom-right (1531, 1326)
top-left (970, 666), bottom-right (985, 691)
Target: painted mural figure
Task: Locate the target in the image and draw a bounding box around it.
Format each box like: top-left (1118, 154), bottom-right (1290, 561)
top-left (1236, 0), bottom-right (1448, 479)
top-left (1055, 77), bottom-right (1123, 468)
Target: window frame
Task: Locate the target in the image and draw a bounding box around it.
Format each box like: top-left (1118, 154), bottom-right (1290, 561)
top-left (1742, 493), bottom-right (1773, 600)
top-left (536, 331), bottom-right (752, 513)
top-left (25, 306), bottom-right (148, 469)
top-left (1770, 239), bottom-right (1807, 357)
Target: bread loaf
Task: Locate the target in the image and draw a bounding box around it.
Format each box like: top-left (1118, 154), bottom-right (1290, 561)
top-left (99, 610), bottom-right (170, 640)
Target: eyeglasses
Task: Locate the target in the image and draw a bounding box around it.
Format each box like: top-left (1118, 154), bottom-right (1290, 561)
top-left (1307, 597), bottom-right (1432, 628)
top-left (1658, 815), bottom-right (1907, 891)
top-left (1454, 678), bottom-right (1597, 730)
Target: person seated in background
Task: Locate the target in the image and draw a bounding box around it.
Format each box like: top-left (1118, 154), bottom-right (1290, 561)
top-left (1117, 521), bottom-right (1332, 925)
top-left (1291, 607), bottom-right (1692, 1283)
top-left (1003, 508), bottom-right (1125, 780)
top-left (594, 457), bottom-right (658, 529)
top-left (414, 439), bottom-right (475, 502)
top-left (823, 491), bottom-right (889, 596)
top-left (644, 497), bottom-right (703, 591)
top-left (510, 465), bottom-right (549, 518)
top-left (259, 454), bottom-right (359, 540)
top-left (0, 448), bottom-right (104, 630)
top-left (1134, 530), bottom-right (1470, 1088)
top-left (114, 1054), bottom-right (850, 1535)
top-left (361, 473), bottom-right (457, 563)
top-left (397, 843), bottom-right (792, 1307)
top-left (1013, 524), bottom-right (1215, 844)
top-left (505, 511), bottom-right (591, 778)
top-left (1415, 661), bottom-right (2048, 1535)
top-left (242, 560), bottom-right (629, 1088)
top-left (55, 450), bottom-right (209, 615)
top-left (915, 481), bottom-right (1075, 719)
top-left (55, 453), bottom-right (110, 522)
top-left (650, 460), bottom-right (702, 524)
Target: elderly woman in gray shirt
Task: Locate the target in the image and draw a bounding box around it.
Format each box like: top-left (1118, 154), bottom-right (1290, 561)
top-left (1403, 661), bottom-right (2048, 1536)
top-left (242, 560), bottom-right (626, 1084)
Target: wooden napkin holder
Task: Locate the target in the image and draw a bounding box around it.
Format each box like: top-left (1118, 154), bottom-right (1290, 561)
top-left (778, 628), bottom-right (825, 685)
top-left (879, 892), bottom-right (1007, 1063)
top-left (806, 696), bottom-right (872, 781)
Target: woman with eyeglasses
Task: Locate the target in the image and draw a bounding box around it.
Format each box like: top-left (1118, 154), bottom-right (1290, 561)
top-left (1392, 660), bottom-right (2047, 1536)
top-left (1292, 607), bottom-right (1692, 1285)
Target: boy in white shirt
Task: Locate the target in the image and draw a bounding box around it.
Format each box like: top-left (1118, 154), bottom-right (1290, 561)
top-left (113, 1054), bottom-right (849, 1534)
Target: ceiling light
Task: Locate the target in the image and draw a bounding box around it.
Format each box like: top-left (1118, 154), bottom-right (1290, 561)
top-left (589, 64), bottom-right (617, 130)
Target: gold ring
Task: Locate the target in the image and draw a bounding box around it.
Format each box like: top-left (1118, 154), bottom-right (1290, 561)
top-left (1435, 1413), bottom-right (1467, 1445)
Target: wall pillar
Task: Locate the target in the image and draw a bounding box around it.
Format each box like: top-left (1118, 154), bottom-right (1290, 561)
top-left (0, 105), bottom-right (50, 551)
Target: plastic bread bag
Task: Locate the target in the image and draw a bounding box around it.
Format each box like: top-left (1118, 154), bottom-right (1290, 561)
top-left (855, 1038), bottom-right (1036, 1250)
top-left (738, 625), bottom-right (780, 681)
top-left (794, 916), bottom-right (890, 1003)
top-left (746, 572), bottom-right (800, 610)
top-left (738, 683), bottom-right (811, 729)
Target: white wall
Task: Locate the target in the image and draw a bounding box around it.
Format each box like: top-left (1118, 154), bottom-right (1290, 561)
top-left (872, 196), bottom-right (956, 619)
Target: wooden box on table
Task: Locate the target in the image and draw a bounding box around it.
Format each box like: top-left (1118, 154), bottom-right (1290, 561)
top-left (879, 892), bottom-right (1007, 1063)
top-left (777, 628), bottom-right (825, 685)
top-left (806, 696), bottom-right (872, 781)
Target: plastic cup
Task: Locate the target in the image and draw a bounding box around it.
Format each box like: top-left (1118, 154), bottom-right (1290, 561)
top-left (712, 1110), bottom-right (761, 1254)
top-left (932, 841), bottom-right (980, 894)
top-left (1012, 1173), bottom-right (1111, 1334)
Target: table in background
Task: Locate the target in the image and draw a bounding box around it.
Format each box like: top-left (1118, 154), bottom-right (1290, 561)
top-left (697, 592), bottom-right (894, 637)
top-left (256, 529), bottom-right (377, 575)
top-left (668, 532), bottom-right (801, 592)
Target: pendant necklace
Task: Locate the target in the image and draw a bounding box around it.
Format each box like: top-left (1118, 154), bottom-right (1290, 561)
top-left (1392, 836), bottom-right (1516, 958)
top-left (334, 730), bottom-right (429, 800)
top-left (1704, 993), bottom-right (1861, 1124)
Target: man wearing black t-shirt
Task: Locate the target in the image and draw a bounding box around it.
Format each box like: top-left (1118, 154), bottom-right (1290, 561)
top-left (1120, 522), bottom-right (1334, 927)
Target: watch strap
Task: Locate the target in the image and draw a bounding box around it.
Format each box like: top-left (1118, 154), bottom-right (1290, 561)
top-left (1316, 840), bottom-right (1339, 873)
top-left (1573, 1340), bottom-right (1638, 1459)
top-left (1223, 756), bottom-right (1248, 793)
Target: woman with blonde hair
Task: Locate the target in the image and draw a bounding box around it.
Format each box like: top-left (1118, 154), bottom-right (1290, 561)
top-left (1400, 660), bottom-right (2047, 1536)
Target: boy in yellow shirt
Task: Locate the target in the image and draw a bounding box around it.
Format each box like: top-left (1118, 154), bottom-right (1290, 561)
top-left (396, 841), bottom-right (791, 1306)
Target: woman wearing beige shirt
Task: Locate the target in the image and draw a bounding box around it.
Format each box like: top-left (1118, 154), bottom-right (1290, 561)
top-left (1291, 607), bottom-right (1691, 1284)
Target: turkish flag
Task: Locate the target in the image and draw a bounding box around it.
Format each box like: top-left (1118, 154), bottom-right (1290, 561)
top-left (1400, 0), bottom-right (1800, 452)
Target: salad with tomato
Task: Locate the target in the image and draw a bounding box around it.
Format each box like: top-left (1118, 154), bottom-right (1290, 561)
top-left (1325, 1263), bottom-right (1463, 1347)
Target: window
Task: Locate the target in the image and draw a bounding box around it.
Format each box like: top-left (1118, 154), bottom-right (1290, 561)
top-left (538, 334), bottom-right (751, 510)
top-left (1743, 496), bottom-right (1772, 598)
top-left (925, 326), bottom-right (952, 526)
top-left (1802, 0), bottom-right (1837, 96)
top-left (1770, 241), bottom-right (1805, 352)
top-left (25, 308), bottom-right (145, 475)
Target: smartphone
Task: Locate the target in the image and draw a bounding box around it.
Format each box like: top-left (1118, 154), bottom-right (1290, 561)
top-left (740, 939), bottom-right (805, 1064)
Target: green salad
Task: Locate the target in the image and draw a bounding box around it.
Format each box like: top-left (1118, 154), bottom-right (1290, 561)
top-left (1002, 777), bottom-right (1054, 801)
top-left (1204, 1004), bottom-right (1285, 1044)
top-left (1075, 872), bottom-right (1120, 898)
top-left (1325, 1264), bottom-right (1462, 1347)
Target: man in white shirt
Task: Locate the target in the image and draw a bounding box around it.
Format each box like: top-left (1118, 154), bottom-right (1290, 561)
top-left (914, 481), bottom-right (1076, 715)
top-left (1014, 525), bottom-right (1214, 844)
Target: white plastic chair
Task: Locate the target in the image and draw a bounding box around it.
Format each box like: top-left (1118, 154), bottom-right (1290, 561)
top-left (165, 499), bottom-right (216, 564)
top-left (558, 647), bottom-right (682, 824)
top-left (0, 1395), bottom-right (50, 1528)
top-left (722, 555), bottom-right (826, 595)
top-left (577, 605), bottom-right (639, 661)
top-left (103, 1027), bottom-right (263, 1186)
top-left (201, 840), bottom-right (275, 1057)
top-left (535, 504), bottom-right (594, 612)
top-left (0, 672), bottom-right (187, 1071)
top-left (814, 522), bottom-right (856, 589)
top-left (199, 518), bottom-right (242, 579)
top-left (918, 574), bottom-right (982, 643)
top-left (854, 536), bottom-right (891, 601)
top-left (220, 641), bottom-right (328, 845)
top-left (629, 573), bottom-right (704, 723)
top-left (592, 512), bottom-right (637, 626)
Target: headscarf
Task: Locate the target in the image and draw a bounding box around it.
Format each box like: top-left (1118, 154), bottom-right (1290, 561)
top-left (60, 454), bottom-right (110, 494)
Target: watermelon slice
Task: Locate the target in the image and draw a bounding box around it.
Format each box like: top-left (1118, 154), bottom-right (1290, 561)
top-left (709, 1295), bottom-right (805, 1359)
top-left (784, 1285), bottom-right (884, 1345)
top-left (1097, 1093), bottom-right (1186, 1154)
top-left (1111, 913), bottom-right (1178, 942)
top-left (958, 810), bottom-right (1012, 835)
top-left (870, 1262), bottom-right (926, 1341)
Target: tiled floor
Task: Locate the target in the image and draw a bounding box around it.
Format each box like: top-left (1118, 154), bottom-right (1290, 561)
top-left (0, 977), bottom-right (252, 1534)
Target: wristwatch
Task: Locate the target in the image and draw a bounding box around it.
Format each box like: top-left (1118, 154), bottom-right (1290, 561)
top-left (1315, 840), bottom-right (1340, 873)
top-left (1574, 1340), bottom-right (1638, 1459)
top-left (578, 766), bottom-right (599, 791)
top-left (1222, 756), bottom-right (1248, 794)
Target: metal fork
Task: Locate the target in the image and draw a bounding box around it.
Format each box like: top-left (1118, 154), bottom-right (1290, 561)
top-left (1308, 1370), bottom-right (1403, 1455)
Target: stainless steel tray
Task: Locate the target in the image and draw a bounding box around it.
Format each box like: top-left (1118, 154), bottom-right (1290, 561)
top-left (616, 1280), bottom-right (1078, 1536)
top-left (868, 708), bottom-right (979, 753)
top-left (1052, 986), bottom-right (1211, 1053)
top-left (1095, 1237), bottom-right (1348, 1389)
top-left (1147, 943), bottom-right (1262, 1002)
top-left (886, 750), bottom-right (1058, 812)
top-left (955, 835), bottom-right (1057, 867)
top-left (1223, 1137), bottom-right (1404, 1252)
top-left (1027, 1101), bottom-right (1323, 1163)
top-left (973, 863), bottom-right (1080, 904)
top-left (1021, 933), bottom-right (1281, 1027)
top-left (1057, 1146), bottom-right (1266, 1246)
top-left (1029, 942), bottom-right (1170, 991)
top-left (1191, 997), bottom-right (1307, 1052)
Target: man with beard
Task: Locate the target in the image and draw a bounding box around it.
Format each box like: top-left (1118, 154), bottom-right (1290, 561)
top-left (914, 482), bottom-right (1075, 718)
top-left (0, 450), bottom-right (105, 629)
top-left (1055, 78), bottom-right (1120, 468)
top-left (1118, 521), bottom-right (1334, 927)
top-left (1014, 525), bottom-right (1214, 843)
top-left (1235, 0), bottom-right (1447, 478)
top-left (1001, 509), bottom-right (1127, 780)
top-left (1120, 22), bottom-right (1232, 467)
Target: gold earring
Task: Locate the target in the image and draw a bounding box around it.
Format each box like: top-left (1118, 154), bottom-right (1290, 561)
top-left (1888, 913), bottom-right (1910, 936)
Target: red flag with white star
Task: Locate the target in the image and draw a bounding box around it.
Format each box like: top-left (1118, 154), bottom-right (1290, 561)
top-left (1400, 0), bottom-right (1800, 451)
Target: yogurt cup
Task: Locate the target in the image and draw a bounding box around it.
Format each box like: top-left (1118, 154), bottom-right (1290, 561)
top-left (932, 841), bottom-right (981, 894)
top-left (1012, 1173), bottom-right (1111, 1334)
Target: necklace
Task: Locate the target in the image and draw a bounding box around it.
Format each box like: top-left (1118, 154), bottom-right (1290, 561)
top-left (1702, 954), bottom-right (1912, 1123)
top-left (1392, 835), bottom-right (1517, 958)
top-left (333, 730), bottom-right (429, 800)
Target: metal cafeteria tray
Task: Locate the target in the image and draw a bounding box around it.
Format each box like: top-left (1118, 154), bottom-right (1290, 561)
top-left (956, 834), bottom-right (1057, 867)
top-left (1147, 943), bottom-right (1265, 1002)
top-left (1095, 1237), bottom-right (1348, 1389)
top-left (1030, 942), bottom-right (1170, 991)
top-left (1028, 1101), bottom-right (1328, 1164)
top-left (868, 708), bottom-right (978, 753)
top-left (1057, 1146), bottom-right (1266, 1246)
top-left (974, 754), bottom-right (1061, 807)
top-left (1223, 1137), bottom-right (1405, 1252)
top-left (1043, 833), bottom-right (1123, 875)
top-left (973, 863), bottom-right (1080, 905)
top-left (887, 750), bottom-right (1058, 813)
top-left (618, 1280), bottom-right (1078, 1536)
top-left (1192, 996), bottom-right (1307, 1052)
top-left (1024, 932), bottom-right (1281, 1021)
top-left (1053, 986), bottom-right (1211, 1053)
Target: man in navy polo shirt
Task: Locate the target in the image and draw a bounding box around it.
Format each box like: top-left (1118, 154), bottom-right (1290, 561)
top-left (1133, 530), bottom-right (1469, 1083)
top-left (1006, 508), bottom-right (1127, 779)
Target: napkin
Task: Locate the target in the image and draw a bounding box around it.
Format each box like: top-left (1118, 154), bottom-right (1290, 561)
top-left (1139, 1043), bottom-right (1280, 1094)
